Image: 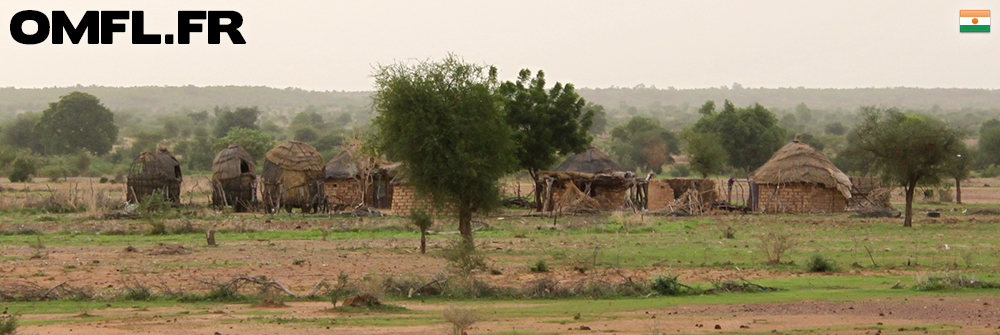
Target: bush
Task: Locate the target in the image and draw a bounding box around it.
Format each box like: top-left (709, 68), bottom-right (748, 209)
top-left (8, 156), bottom-right (36, 182)
top-left (441, 239), bottom-right (487, 277)
top-left (99, 177), bottom-right (109, 183)
top-left (804, 254), bottom-right (838, 272)
top-left (0, 314), bottom-right (17, 335)
top-left (38, 165), bottom-right (71, 182)
top-left (443, 307), bottom-right (479, 335)
top-left (529, 259), bottom-right (549, 273)
top-left (914, 272), bottom-right (1000, 291)
top-left (759, 232), bottom-right (795, 265)
top-left (669, 164), bottom-right (691, 177)
top-left (981, 165), bottom-right (1000, 178)
top-left (652, 275), bottom-right (686, 296)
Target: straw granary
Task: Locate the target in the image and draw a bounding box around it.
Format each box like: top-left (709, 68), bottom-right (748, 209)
top-left (127, 147), bottom-right (182, 204)
top-left (211, 144), bottom-right (256, 212)
top-left (261, 141), bottom-right (326, 213)
top-left (750, 135), bottom-right (852, 213)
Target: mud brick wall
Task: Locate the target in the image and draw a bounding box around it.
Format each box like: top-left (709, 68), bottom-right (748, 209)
top-left (647, 179), bottom-right (675, 211)
top-left (758, 182), bottom-right (847, 213)
top-left (325, 179), bottom-right (362, 205)
top-left (390, 185), bottom-right (454, 216)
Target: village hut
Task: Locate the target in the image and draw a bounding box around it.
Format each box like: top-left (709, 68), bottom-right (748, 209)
top-left (211, 144), bottom-right (256, 212)
top-left (261, 141), bottom-right (326, 213)
top-left (324, 150), bottom-right (396, 211)
top-left (536, 147), bottom-right (636, 213)
top-left (127, 147), bottom-right (182, 204)
top-left (749, 135), bottom-right (852, 213)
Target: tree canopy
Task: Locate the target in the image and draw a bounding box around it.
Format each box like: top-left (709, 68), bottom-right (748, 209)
top-left (213, 106), bottom-right (261, 138)
top-left (843, 106), bottom-right (962, 227)
top-left (216, 127), bottom-right (275, 162)
top-left (34, 92), bottom-right (118, 156)
top-left (609, 116), bottom-right (679, 174)
top-left (371, 55), bottom-right (515, 244)
top-left (692, 100), bottom-right (785, 173)
top-left (680, 129), bottom-right (727, 178)
top-left (498, 69), bottom-right (593, 177)
top-left (978, 118), bottom-right (1000, 167)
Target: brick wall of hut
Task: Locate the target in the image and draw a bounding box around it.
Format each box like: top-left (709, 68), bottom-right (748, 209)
top-left (647, 179), bottom-right (675, 211)
top-left (757, 182), bottom-right (847, 213)
top-left (546, 180), bottom-right (627, 211)
top-left (325, 179), bottom-right (362, 205)
top-left (390, 185), bottom-right (455, 216)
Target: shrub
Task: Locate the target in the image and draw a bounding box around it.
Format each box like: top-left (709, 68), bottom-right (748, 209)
top-left (529, 259), bottom-right (549, 273)
top-left (99, 177), bottom-right (109, 183)
top-left (759, 231), bottom-right (795, 265)
top-left (914, 272), bottom-right (1000, 291)
top-left (441, 239), bottom-right (487, 277)
top-left (148, 222), bottom-right (167, 235)
top-left (8, 157), bottom-right (36, 182)
top-left (721, 225), bottom-right (737, 239)
top-left (669, 164), bottom-right (691, 177)
top-left (652, 275), bottom-right (686, 296)
top-left (38, 165), bottom-right (70, 182)
top-left (0, 314), bottom-right (17, 335)
top-left (409, 209), bottom-right (433, 254)
top-left (804, 254), bottom-right (838, 272)
top-left (443, 307), bottom-right (479, 335)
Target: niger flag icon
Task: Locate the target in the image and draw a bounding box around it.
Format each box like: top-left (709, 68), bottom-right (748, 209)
top-left (960, 10), bottom-right (990, 32)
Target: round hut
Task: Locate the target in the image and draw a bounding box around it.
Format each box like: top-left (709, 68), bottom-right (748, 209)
top-left (211, 144), bottom-right (257, 212)
top-left (553, 147), bottom-right (624, 174)
top-left (750, 135), bottom-right (853, 213)
top-left (127, 147), bottom-right (182, 204)
top-left (261, 141), bottom-right (326, 213)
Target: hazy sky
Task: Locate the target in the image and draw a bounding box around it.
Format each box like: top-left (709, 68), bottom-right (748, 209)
top-left (1, 1), bottom-right (998, 91)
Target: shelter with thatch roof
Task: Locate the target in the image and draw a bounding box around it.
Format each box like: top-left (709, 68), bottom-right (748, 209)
top-left (127, 147), bottom-right (182, 204)
top-left (261, 141), bottom-right (326, 213)
top-left (211, 144), bottom-right (256, 212)
top-left (324, 150), bottom-right (398, 211)
top-left (750, 135), bottom-right (852, 213)
top-left (553, 147), bottom-right (623, 174)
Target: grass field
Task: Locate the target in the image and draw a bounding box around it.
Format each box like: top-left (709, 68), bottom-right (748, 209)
top-left (2, 179), bottom-right (1000, 334)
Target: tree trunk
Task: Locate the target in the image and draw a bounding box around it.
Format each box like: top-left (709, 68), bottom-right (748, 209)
top-left (903, 182), bottom-right (915, 228)
top-left (458, 198), bottom-right (473, 245)
top-left (955, 177), bottom-right (962, 205)
top-left (420, 230), bottom-right (426, 254)
top-left (530, 170), bottom-right (541, 211)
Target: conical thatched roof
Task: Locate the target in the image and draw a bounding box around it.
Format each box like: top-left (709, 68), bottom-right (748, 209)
top-left (751, 137), bottom-right (852, 198)
top-left (130, 147), bottom-right (181, 180)
top-left (553, 147), bottom-right (623, 174)
top-left (325, 150), bottom-right (360, 179)
top-left (212, 144), bottom-right (255, 181)
top-left (264, 141), bottom-right (324, 172)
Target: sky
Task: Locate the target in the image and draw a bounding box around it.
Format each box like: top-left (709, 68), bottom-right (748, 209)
top-left (1, 0), bottom-right (998, 91)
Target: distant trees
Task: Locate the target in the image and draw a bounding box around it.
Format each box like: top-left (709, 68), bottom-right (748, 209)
top-left (978, 119), bottom-right (1000, 167)
top-left (2, 113), bottom-right (43, 153)
top-left (692, 100), bottom-right (785, 173)
top-left (825, 122), bottom-right (847, 136)
top-left (371, 55), bottom-right (515, 244)
top-left (213, 106), bottom-right (260, 138)
top-left (588, 104), bottom-right (608, 135)
top-left (498, 69), bottom-right (593, 178)
top-left (842, 106), bottom-right (962, 227)
top-left (680, 130), bottom-right (727, 178)
top-left (609, 116), bottom-right (679, 174)
top-left (35, 92), bottom-right (118, 155)
top-left (216, 128), bottom-right (275, 162)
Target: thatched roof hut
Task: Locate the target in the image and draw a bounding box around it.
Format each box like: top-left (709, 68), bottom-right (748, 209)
top-left (324, 150), bottom-right (362, 179)
top-left (553, 147), bottom-right (623, 174)
top-left (261, 141), bottom-right (326, 213)
top-left (750, 136), bottom-right (852, 213)
top-left (127, 147), bottom-right (182, 204)
top-left (211, 144), bottom-right (256, 211)
top-left (324, 150), bottom-right (401, 210)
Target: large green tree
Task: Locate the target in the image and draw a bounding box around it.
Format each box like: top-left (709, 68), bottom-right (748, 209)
top-left (609, 116), bottom-right (679, 174)
top-left (35, 92), bottom-right (118, 155)
top-left (498, 69), bottom-right (593, 178)
top-left (692, 100), bottom-right (785, 173)
top-left (680, 129), bottom-right (727, 178)
top-left (216, 127), bottom-right (275, 162)
top-left (371, 55), bottom-right (515, 244)
top-left (843, 106), bottom-right (962, 227)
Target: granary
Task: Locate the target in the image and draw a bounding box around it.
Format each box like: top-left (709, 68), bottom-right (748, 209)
top-left (749, 135), bottom-right (852, 213)
top-left (127, 147), bottom-right (182, 204)
top-left (211, 144), bottom-right (256, 212)
top-left (536, 147), bottom-right (639, 213)
top-left (324, 150), bottom-right (397, 211)
top-left (261, 141), bottom-right (326, 213)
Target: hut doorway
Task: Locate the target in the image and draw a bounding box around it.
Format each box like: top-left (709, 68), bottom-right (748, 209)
top-left (369, 174), bottom-right (392, 209)
top-left (240, 160), bottom-right (250, 174)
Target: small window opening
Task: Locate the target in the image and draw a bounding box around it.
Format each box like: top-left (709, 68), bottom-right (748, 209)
top-left (240, 160), bottom-right (250, 173)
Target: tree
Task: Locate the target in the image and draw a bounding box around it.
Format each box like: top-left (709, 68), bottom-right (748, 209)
top-left (942, 142), bottom-right (972, 204)
top-left (294, 127), bottom-right (319, 143)
top-left (216, 128), bottom-right (275, 162)
top-left (213, 106), bottom-right (260, 138)
top-left (8, 156), bottom-right (36, 182)
top-left (498, 69), bottom-right (593, 179)
top-left (680, 129), bottom-right (727, 178)
top-left (692, 100), bottom-right (785, 174)
top-left (609, 116), bottom-right (680, 174)
top-left (795, 102), bottom-right (813, 124)
top-left (587, 104), bottom-right (608, 135)
top-left (843, 106), bottom-right (962, 227)
top-left (978, 118), bottom-right (1000, 167)
top-left (34, 92), bottom-right (118, 155)
top-left (2, 112), bottom-right (43, 153)
top-left (825, 122), bottom-right (847, 136)
top-left (371, 55), bottom-right (515, 244)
